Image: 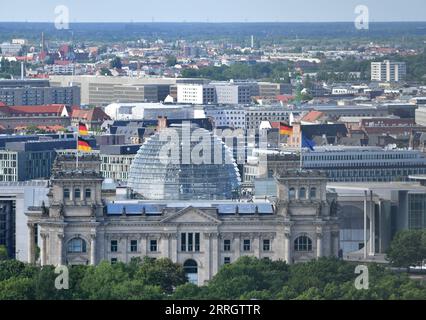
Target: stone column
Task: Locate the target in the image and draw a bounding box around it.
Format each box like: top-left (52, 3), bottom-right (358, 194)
top-left (170, 234), bottom-right (178, 263)
top-left (316, 231), bottom-right (323, 259)
top-left (40, 233), bottom-right (48, 266)
top-left (211, 233), bottom-right (220, 277)
top-left (140, 235), bottom-right (147, 258)
top-left (161, 234), bottom-right (170, 259)
top-left (234, 234), bottom-right (241, 260)
top-left (369, 190), bottom-right (375, 256)
top-left (284, 229), bottom-right (292, 264)
top-left (253, 234), bottom-right (261, 258)
top-left (332, 231), bottom-right (339, 257)
top-left (203, 233), bottom-right (212, 282)
top-left (123, 237), bottom-right (128, 263)
top-left (27, 223), bottom-right (35, 264)
top-left (57, 234), bottom-right (64, 266)
top-left (363, 190), bottom-right (368, 259)
top-left (90, 234), bottom-right (96, 265)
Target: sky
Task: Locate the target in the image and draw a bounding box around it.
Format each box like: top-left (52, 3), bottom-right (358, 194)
top-left (1, 0), bottom-right (425, 23)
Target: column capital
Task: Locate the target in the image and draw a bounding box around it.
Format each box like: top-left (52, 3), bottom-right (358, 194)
top-left (27, 222), bottom-right (36, 229)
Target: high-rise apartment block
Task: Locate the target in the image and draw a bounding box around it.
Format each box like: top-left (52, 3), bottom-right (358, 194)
top-left (371, 60), bottom-right (406, 82)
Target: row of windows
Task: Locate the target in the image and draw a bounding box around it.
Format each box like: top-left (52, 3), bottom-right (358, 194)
top-left (63, 188), bottom-right (92, 200)
top-left (223, 239), bottom-right (271, 252)
top-left (289, 187), bottom-right (317, 200)
top-left (67, 236), bottom-right (313, 255)
top-left (110, 239), bottom-right (158, 253)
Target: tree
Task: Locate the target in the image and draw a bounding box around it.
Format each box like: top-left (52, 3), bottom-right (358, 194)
top-left (0, 277), bottom-right (35, 300)
top-left (110, 56), bottom-right (122, 69)
top-left (135, 257), bottom-right (187, 294)
top-left (166, 55), bottom-right (178, 67)
top-left (387, 230), bottom-right (426, 267)
top-left (80, 261), bottom-right (130, 299)
top-left (100, 67), bottom-right (112, 76)
top-left (0, 246), bottom-right (8, 261)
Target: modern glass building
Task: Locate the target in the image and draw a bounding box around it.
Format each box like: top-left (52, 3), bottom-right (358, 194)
top-left (128, 124), bottom-right (241, 200)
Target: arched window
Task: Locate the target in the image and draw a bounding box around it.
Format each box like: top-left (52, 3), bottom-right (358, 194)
top-left (299, 187), bottom-right (306, 199)
top-left (63, 188), bottom-right (70, 200)
top-left (67, 238), bottom-right (87, 253)
top-left (85, 188), bottom-right (92, 199)
top-left (294, 236), bottom-right (313, 252)
top-left (74, 188), bottom-right (81, 200)
top-left (183, 259), bottom-right (198, 285)
top-left (310, 187), bottom-right (317, 199)
top-left (288, 188), bottom-right (296, 200)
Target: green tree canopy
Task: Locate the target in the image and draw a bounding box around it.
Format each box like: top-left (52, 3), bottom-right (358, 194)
top-left (387, 229), bottom-right (426, 267)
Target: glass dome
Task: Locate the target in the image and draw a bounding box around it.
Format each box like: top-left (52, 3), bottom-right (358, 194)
top-left (128, 124), bottom-right (241, 200)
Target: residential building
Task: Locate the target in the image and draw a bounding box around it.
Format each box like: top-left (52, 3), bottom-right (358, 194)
top-left (371, 60), bottom-right (407, 82)
top-left (0, 85), bottom-right (80, 107)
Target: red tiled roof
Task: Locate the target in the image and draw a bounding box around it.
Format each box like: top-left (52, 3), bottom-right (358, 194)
top-left (0, 104), bottom-right (66, 116)
top-left (72, 107), bottom-right (111, 122)
top-left (301, 111), bottom-right (325, 123)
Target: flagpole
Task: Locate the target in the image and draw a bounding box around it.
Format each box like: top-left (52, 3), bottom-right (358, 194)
top-left (299, 125), bottom-right (303, 172)
top-left (76, 131), bottom-right (79, 169)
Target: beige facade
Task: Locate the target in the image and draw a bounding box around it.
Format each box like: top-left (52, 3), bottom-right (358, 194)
top-left (26, 155), bottom-right (340, 285)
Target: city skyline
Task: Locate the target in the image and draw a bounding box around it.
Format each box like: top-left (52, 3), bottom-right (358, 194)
top-left (0, 0), bottom-right (426, 23)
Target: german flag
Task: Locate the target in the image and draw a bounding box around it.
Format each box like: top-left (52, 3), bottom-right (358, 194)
top-left (78, 122), bottom-right (89, 136)
top-left (279, 122), bottom-right (293, 136)
top-left (77, 137), bottom-right (92, 152)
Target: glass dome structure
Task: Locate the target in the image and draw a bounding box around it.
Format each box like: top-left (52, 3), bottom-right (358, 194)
top-left (128, 124), bottom-right (241, 200)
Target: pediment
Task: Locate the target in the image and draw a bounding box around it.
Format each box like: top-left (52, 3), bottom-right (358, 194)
top-left (161, 206), bottom-right (221, 225)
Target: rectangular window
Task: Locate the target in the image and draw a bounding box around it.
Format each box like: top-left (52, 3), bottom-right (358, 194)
top-left (243, 239), bottom-right (251, 252)
top-left (195, 233), bottom-right (200, 252)
top-left (111, 258), bottom-right (118, 264)
top-left (263, 239), bottom-right (271, 252)
top-left (224, 257), bottom-right (231, 264)
top-left (110, 240), bottom-right (118, 252)
top-left (181, 233), bottom-right (186, 252)
top-left (224, 239), bottom-right (231, 252)
top-left (188, 233), bottom-right (193, 251)
top-left (150, 240), bottom-right (157, 252)
top-left (130, 240), bottom-right (138, 252)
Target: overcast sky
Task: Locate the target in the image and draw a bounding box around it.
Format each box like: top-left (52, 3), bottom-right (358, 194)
top-left (1, 0), bottom-right (425, 22)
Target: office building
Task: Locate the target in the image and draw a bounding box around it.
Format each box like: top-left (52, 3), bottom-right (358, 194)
top-left (328, 182), bottom-right (426, 261)
top-left (49, 75), bottom-right (177, 105)
top-left (0, 180), bottom-right (48, 260)
top-left (302, 146), bottom-right (426, 182)
top-left (0, 138), bottom-right (96, 182)
top-left (177, 84), bottom-right (216, 105)
top-left (100, 144), bottom-right (141, 183)
top-left (104, 102), bottom-right (201, 121)
top-left (371, 60), bottom-right (407, 82)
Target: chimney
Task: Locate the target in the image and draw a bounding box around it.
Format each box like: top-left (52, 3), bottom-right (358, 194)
top-left (157, 116), bottom-right (168, 131)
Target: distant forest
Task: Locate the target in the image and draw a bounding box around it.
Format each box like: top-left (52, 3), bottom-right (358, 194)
top-left (1, 22), bottom-right (426, 45)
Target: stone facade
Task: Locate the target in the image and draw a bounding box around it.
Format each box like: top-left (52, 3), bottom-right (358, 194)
top-left (26, 155), bottom-right (340, 285)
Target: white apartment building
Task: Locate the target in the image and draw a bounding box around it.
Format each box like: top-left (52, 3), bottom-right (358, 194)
top-left (371, 60), bottom-right (406, 82)
top-left (177, 84), bottom-right (216, 105)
